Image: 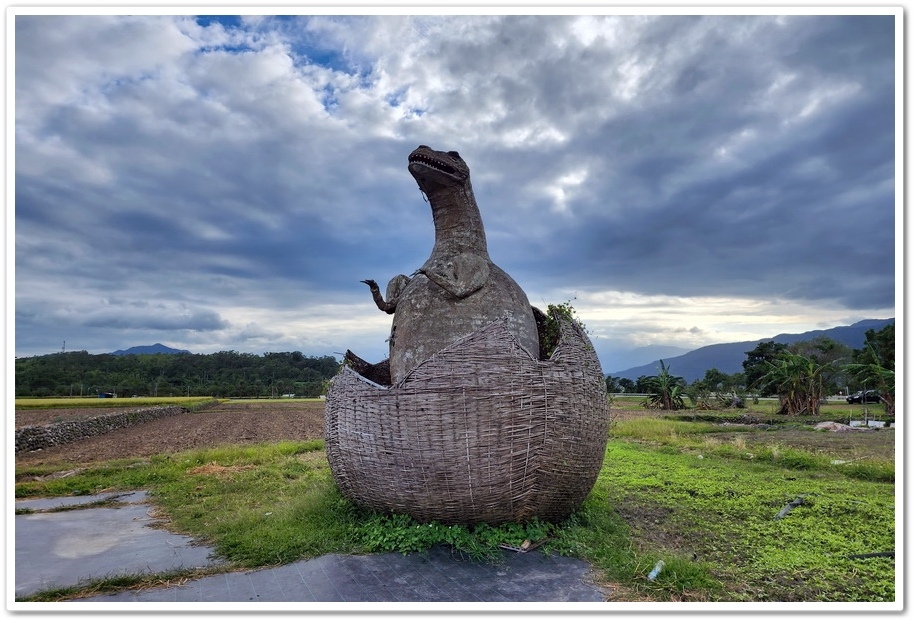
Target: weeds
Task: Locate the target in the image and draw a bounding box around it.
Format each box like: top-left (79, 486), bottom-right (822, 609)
top-left (14, 414), bottom-right (896, 602)
top-left (16, 566), bottom-right (237, 602)
top-left (356, 514), bottom-right (556, 562)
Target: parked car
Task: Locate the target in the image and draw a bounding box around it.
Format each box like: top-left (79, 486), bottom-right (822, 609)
top-left (846, 390), bottom-right (882, 404)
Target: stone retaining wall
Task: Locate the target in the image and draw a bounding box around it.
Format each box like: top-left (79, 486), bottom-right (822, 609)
top-left (15, 405), bottom-right (187, 454)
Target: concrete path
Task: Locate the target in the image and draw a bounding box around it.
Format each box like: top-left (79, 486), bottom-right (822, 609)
top-left (13, 491), bottom-right (608, 603)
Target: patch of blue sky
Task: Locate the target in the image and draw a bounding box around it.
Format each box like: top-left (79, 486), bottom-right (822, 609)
top-left (286, 45), bottom-right (375, 103)
top-left (385, 87), bottom-right (408, 108)
top-left (287, 41), bottom-right (357, 75)
top-left (195, 15), bottom-right (243, 29)
top-left (233, 14), bottom-right (353, 74)
top-left (193, 43), bottom-right (255, 56)
top-left (319, 86), bottom-right (339, 113)
top-left (385, 88), bottom-right (426, 118)
top-left (191, 15), bottom-right (259, 55)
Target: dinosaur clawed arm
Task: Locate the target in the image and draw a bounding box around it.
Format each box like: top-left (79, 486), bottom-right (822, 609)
top-left (361, 276), bottom-right (409, 314)
top-left (361, 279), bottom-right (388, 311)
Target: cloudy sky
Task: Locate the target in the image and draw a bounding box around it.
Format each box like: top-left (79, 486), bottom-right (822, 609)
top-left (11, 8), bottom-right (900, 373)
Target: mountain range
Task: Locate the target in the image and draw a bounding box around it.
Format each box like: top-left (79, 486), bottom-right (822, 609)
top-left (110, 343), bottom-right (192, 356)
top-left (106, 318), bottom-right (892, 379)
top-left (608, 318), bottom-right (894, 382)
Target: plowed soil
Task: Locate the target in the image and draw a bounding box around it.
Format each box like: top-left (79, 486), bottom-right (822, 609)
top-left (14, 401), bottom-right (326, 468)
top-left (14, 402), bottom-right (894, 469)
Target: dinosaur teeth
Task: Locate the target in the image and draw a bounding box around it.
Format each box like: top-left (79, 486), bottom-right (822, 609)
top-left (409, 155), bottom-right (457, 176)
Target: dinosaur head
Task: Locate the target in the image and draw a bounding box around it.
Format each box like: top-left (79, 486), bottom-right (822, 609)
top-left (408, 145), bottom-right (470, 194)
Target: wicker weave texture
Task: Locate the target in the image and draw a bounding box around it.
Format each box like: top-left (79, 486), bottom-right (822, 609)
top-left (324, 318), bottom-right (610, 525)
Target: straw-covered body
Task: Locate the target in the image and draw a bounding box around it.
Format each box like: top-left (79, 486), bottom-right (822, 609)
top-left (325, 317), bottom-right (610, 525)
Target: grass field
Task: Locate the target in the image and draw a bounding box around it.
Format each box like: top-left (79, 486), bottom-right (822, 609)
top-left (14, 400), bottom-right (898, 604)
top-left (610, 394), bottom-right (893, 420)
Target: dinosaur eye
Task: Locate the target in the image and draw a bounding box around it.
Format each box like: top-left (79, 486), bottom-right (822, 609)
top-left (448, 151), bottom-right (461, 158)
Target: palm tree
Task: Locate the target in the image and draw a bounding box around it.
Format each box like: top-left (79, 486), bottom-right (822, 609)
top-left (845, 342), bottom-right (895, 417)
top-left (642, 360), bottom-right (687, 410)
top-left (757, 352), bottom-right (831, 416)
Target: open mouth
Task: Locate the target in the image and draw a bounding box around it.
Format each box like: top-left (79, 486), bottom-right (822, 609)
top-left (408, 153), bottom-right (463, 179)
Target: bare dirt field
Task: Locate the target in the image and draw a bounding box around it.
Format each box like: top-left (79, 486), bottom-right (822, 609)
top-left (15, 402), bottom-right (895, 469)
top-left (14, 401), bottom-right (325, 468)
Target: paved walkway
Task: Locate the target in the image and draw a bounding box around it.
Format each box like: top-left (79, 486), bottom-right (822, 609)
top-left (13, 491), bottom-right (608, 604)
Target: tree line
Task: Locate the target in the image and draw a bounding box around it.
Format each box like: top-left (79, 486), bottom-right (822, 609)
top-left (14, 350), bottom-right (340, 399)
top-left (16, 323), bottom-right (895, 414)
top-left (606, 323), bottom-right (895, 417)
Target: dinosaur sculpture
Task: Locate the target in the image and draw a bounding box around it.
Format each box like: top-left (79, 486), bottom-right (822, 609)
top-left (359, 145), bottom-right (540, 385)
top-left (325, 145), bottom-right (610, 526)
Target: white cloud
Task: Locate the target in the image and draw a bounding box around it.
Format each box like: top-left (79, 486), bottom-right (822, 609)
top-left (12, 13), bottom-right (898, 370)
top-left (543, 288), bottom-right (894, 352)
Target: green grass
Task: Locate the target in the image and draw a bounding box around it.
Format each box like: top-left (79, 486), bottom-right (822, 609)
top-left (610, 416), bottom-right (895, 483)
top-left (595, 442), bottom-right (895, 601)
top-left (14, 396), bottom-right (222, 410)
top-left (15, 417), bottom-right (896, 603)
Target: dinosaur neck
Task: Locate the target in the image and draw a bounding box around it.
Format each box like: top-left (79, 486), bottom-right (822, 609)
top-left (427, 182), bottom-right (491, 259)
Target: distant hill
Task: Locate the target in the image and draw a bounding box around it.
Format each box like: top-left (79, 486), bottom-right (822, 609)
top-left (609, 318), bottom-right (894, 382)
top-left (110, 343), bottom-right (192, 356)
top-left (595, 343), bottom-right (691, 374)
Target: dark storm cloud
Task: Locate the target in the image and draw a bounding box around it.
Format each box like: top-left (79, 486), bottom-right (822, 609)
top-left (12, 12), bottom-right (898, 359)
top-left (475, 14), bottom-right (896, 309)
top-left (80, 306), bottom-right (229, 331)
